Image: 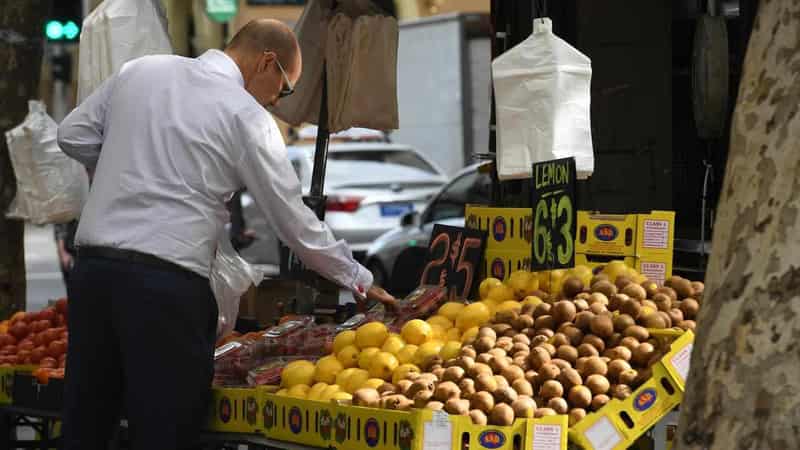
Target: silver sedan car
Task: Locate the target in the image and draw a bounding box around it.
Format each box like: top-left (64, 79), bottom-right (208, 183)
top-left (363, 163), bottom-right (491, 286)
top-left (238, 143), bottom-right (447, 266)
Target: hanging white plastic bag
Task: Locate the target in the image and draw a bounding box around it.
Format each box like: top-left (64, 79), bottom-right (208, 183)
top-left (492, 18), bottom-right (594, 180)
top-left (5, 101), bottom-right (89, 225)
top-left (210, 231), bottom-right (267, 339)
top-left (78, 0), bottom-right (172, 103)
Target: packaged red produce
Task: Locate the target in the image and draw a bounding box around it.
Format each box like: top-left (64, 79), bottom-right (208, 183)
top-left (388, 285), bottom-right (447, 326)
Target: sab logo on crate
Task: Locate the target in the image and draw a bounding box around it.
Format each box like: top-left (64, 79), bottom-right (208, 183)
top-left (334, 413), bottom-right (348, 443)
top-left (478, 430), bottom-right (506, 449)
top-left (634, 388), bottom-right (658, 411)
top-left (594, 224), bottom-right (619, 241)
top-left (493, 217), bottom-right (507, 242)
top-left (289, 406), bottom-right (303, 434)
top-left (491, 258), bottom-right (506, 280)
top-left (319, 409), bottom-right (332, 440)
top-left (219, 397), bottom-right (232, 423)
top-left (263, 400), bottom-right (275, 429)
top-left (364, 418), bottom-right (380, 447)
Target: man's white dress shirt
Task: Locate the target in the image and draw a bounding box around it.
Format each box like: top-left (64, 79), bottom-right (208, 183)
top-left (57, 49), bottom-right (372, 296)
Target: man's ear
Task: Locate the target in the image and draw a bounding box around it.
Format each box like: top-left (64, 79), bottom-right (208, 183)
top-left (259, 51), bottom-right (275, 72)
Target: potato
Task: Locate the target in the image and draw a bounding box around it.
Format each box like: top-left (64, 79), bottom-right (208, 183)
top-left (534, 315), bottom-right (556, 331)
top-left (512, 397), bottom-right (537, 418)
top-left (577, 343), bottom-right (600, 358)
top-left (589, 315), bottom-right (614, 338)
top-left (552, 301), bottom-right (577, 324)
top-left (460, 346), bottom-right (478, 359)
top-left (478, 327), bottom-right (497, 340)
top-left (539, 380), bottom-right (564, 399)
top-left (413, 389), bottom-right (435, 408)
top-left (528, 347), bottom-right (551, 370)
top-left (382, 395), bottom-right (413, 411)
top-left (591, 394), bottom-right (610, 411)
top-left (582, 334), bottom-right (606, 353)
top-left (469, 409), bottom-right (488, 425)
top-left (545, 397), bottom-right (568, 414)
top-left (622, 283), bottom-right (646, 301)
top-left (632, 342), bottom-right (656, 367)
top-left (470, 391), bottom-right (495, 413)
top-left (568, 408), bottom-right (587, 426)
top-left (512, 315), bottom-right (535, 331)
top-left (538, 363), bottom-right (561, 382)
top-left (445, 398), bottom-right (471, 415)
top-left (558, 367), bottom-right (583, 389)
top-left (489, 403), bottom-right (515, 426)
top-left (567, 385), bottom-right (592, 409)
top-left (353, 388), bottom-right (381, 408)
top-left (556, 345), bottom-right (579, 365)
top-left (426, 401), bottom-right (444, 410)
top-left (582, 357), bottom-right (608, 377)
top-left (585, 374), bottom-right (611, 395)
top-left (406, 379), bottom-right (435, 399)
top-left (535, 407), bottom-right (558, 418)
top-left (623, 325), bottom-right (649, 342)
top-left (591, 280), bottom-right (617, 298)
top-left (512, 379), bottom-right (534, 397)
top-left (502, 365), bottom-right (526, 383)
top-left (680, 298), bottom-right (700, 320)
top-left (476, 374), bottom-right (499, 393)
top-left (611, 384), bottom-right (632, 400)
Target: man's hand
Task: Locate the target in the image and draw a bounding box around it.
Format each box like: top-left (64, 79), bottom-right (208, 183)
top-left (355, 285), bottom-right (397, 313)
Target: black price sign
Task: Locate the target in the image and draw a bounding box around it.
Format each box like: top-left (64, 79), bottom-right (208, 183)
top-left (420, 225), bottom-right (487, 300)
top-left (531, 157), bottom-right (577, 271)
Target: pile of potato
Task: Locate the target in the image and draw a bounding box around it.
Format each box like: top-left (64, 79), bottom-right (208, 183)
top-left (350, 274), bottom-right (702, 427)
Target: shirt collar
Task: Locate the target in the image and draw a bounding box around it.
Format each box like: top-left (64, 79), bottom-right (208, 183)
top-left (198, 49), bottom-right (245, 87)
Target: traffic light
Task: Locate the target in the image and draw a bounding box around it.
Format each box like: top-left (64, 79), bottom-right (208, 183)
top-left (46, 0), bottom-right (82, 41)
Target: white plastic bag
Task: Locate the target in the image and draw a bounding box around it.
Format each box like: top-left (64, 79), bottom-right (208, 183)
top-left (492, 18), bottom-right (594, 180)
top-left (5, 101), bottom-right (89, 225)
top-left (210, 232), bottom-right (266, 339)
top-left (78, 0), bottom-right (172, 103)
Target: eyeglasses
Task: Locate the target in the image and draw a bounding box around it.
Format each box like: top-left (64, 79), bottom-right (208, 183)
top-left (270, 52), bottom-right (295, 99)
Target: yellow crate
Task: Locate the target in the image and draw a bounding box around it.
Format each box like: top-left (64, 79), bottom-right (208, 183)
top-left (0, 366), bottom-right (12, 405)
top-left (262, 394), bottom-right (339, 448)
top-left (331, 403), bottom-right (430, 450)
top-left (466, 206), bottom-right (532, 253)
top-left (659, 330), bottom-right (695, 392)
top-left (576, 212), bottom-right (638, 257)
top-left (207, 387), bottom-right (263, 433)
top-left (483, 250), bottom-right (532, 282)
top-left (450, 415), bottom-right (528, 450)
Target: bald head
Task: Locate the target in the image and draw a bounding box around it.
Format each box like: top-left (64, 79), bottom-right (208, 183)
top-left (225, 19), bottom-right (302, 107)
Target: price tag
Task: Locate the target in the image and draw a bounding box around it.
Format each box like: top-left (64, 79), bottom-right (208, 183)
top-left (531, 157), bottom-right (577, 271)
top-left (419, 225), bottom-right (487, 300)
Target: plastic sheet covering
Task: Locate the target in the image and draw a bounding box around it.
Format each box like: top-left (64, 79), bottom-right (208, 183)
top-left (4, 101), bottom-right (89, 225)
top-left (492, 18), bottom-right (594, 180)
top-left (210, 232), bottom-right (267, 339)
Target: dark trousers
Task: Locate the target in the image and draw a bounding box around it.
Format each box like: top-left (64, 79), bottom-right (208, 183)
top-left (62, 255), bottom-right (218, 450)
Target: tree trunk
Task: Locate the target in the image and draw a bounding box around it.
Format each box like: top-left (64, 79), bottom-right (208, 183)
top-left (675, 1), bottom-right (800, 449)
top-left (0, 0), bottom-right (50, 319)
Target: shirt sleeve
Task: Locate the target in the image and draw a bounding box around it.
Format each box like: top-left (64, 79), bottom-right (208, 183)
top-left (233, 107), bottom-right (373, 299)
top-left (57, 72), bottom-right (118, 170)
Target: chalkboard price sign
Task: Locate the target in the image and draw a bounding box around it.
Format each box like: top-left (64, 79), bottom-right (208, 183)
top-left (531, 157), bottom-right (577, 271)
top-left (420, 225), bottom-right (487, 300)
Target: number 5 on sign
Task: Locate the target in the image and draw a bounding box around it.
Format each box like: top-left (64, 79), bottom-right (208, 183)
top-left (531, 157), bottom-right (577, 271)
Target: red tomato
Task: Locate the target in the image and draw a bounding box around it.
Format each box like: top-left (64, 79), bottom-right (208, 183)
top-left (38, 307), bottom-right (56, 322)
top-left (55, 298), bottom-right (68, 315)
top-left (33, 332), bottom-right (47, 347)
top-left (44, 328), bottom-right (60, 342)
top-left (30, 347), bottom-right (46, 364)
top-left (9, 322), bottom-right (30, 340)
top-left (18, 340), bottom-right (35, 351)
top-left (2, 345), bottom-right (17, 355)
top-left (5, 355), bottom-right (18, 365)
top-left (23, 312), bottom-right (38, 323)
top-left (39, 356), bottom-right (58, 369)
top-left (0, 334), bottom-right (11, 347)
top-left (9, 312), bottom-right (26, 325)
top-left (17, 349), bottom-right (31, 361)
top-left (47, 340), bottom-right (67, 358)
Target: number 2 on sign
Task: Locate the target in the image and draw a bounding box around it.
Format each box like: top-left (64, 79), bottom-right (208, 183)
top-left (420, 233), bottom-right (450, 287)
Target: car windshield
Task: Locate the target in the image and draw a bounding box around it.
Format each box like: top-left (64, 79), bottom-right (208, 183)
top-left (329, 149), bottom-right (439, 174)
top-left (426, 169), bottom-right (491, 223)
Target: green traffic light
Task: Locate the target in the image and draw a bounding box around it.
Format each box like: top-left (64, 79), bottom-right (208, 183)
top-left (63, 21), bottom-right (79, 40)
top-left (46, 20), bottom-right (63, 40)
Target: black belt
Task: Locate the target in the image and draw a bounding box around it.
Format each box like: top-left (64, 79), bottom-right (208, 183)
top-left (77, 246), bottom-right (198, 278)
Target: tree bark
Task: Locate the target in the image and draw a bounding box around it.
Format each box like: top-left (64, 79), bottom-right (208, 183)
top-left (675, 1), bottom-right (800, 449)
top-left (0, 0), bottom-right (50, 319)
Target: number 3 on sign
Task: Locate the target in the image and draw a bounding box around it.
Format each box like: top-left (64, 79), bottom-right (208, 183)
top-left (556, 195), bottom-right (573, 265)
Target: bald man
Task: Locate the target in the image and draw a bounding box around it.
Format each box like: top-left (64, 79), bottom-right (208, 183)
top-left (57, 19), bottom-right (394, 450)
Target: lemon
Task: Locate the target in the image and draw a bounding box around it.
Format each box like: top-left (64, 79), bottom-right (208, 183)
top-left (438, 302), bottom-right (465, 322)
top-left (276, 388), bottom-right (289, 397)
top-left (521, 296), bottom-right (543, 310)
top-left (439, 341), bottom-right (462, 361)
top-left (355, 322), bottom-right (389, 349)
top-left (430, 325), bottom-right (447, 341)
top-left (396, 344), bottom-right (418, 364)
top-left (455, 302), bottom-right (491, 331)
top-left (495, 300), bottom-right (522, 315)
top-left (524, 273), bottom-right (540, 296)
top-left (363, 378), bottom-right (387, 390)
top-left (287, 384), bottom-right (310, 399)
top-left (392, 363), bottom-right (420, 385)
top-left (461, 326), bottom-right (479, 344)
top-left (314, 355), bottom-right (344, 384)
top-left (332, 330), bottom-right (357, 354)
top-left (538, 271), bottom-right (552, 293)
top-left (331, 392), bottom-right (352, 402)
top-left (358, 347), bottom-right (382, 370)
top-left (369, 352), bottom-right (400, 380)
top-left (507, 271), bottom-right (532, 299)
top-left (568, 265), bottom-right (593, 287)
top-left (344, 369), bottom-right (370, 393)
top-left (427, 315), bottom-right (453, 330)
top-left (335, 368), bottom-right (358, 389)
top-left (337, 345), bottom-right (360, 369)
top-left (281, 360), bottom-right (316, 388)
top-left (319, 384), bottom-right (342, 401)
top-left (486, 284), bottom-right (514, 303)
top-left (446, 327), bottom-right (462, 341)
top-left (308, 382), bottom-right (329, 401)
top-left (401, 319), bottom-right (433, 345)
top-left (479, 278), bottom-right (504, 300)
top-left (602, 261), bottom-right (628, 282)
top-left (414, 341), bottom-right (444, 367)
top-left (382, 335), bottom-right (406, 355)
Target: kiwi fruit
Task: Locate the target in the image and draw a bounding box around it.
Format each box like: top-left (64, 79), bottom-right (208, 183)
top-left (563, 327), bottom-right (585, 346)
top-left (540, 343), bottom-right (557, 357)
top-left (591, 273), bottom-right (610, 285)
top-left (534, 407), bottom-right (558, 418)
top-left (575, 292), bottom-right (591, 301)
top-left (445, 398), bottom-right (471, 416)
top-left (491, 324), bottom-right (513, 336)
top-left (470, 391), bottom-right (495, 413)
top-left (632, 342), bottom-right (656, 367)
top-left (479, 327), bottom-right (497, 340)
top-left (538, 363), bottom-right (561, 381)
top-left (575, 357), bottom-right (590, 374)
top-left (534, 315), bottom-right (556, 331)
top-left (539, 380), bottom-right (564, 399)
top-left (620, 298), bottom-right (643, 319)
top-left (512, 314), bottom-right (535, 332)
top-left (641, 312), bottom-right (668, 329)
top-left (607, 359), bottom-right (632, 380)
top-left (558, 367), bottom-right (583, 389)
top-left (589, 314), bottom-right (614, 338)
top-left (568, 408), bottom-right (587, 426)
top-left (469, 363), bottom-right (493, 379)
top-left (494, 375), bottom-right (511, 391)
top-left (475, 373), bottom-right (499, 393)
top-left (691, 281), bottom-right (705, 299)
top-left (623, 325), bottom-right (650, 342)
top-left (432, 367), bottom-right (446, 380)
top-left (587, 292), bottom-right (609, 306)
top-left (475, 336), bottom-right (496, 354)
top-left (667, 308), bottom-right (684, 325)
top-left (568, 385), bottom-right (593, 409)
top-left (512, 379), bottom-right (534, 397)
top-left (641, 280), bottom-right (659, 298)
top-left (536, 328), bottom-right (555, 338)
top-left (622, 283), bottom-right (647, 300)
top-left (611, 384), bottom-right (632, 400)
top-left (512, 397), bottom-right (537, 418)
top-left (552, 300), bottom-right (578, 324)
top-left (550, 359), bottom-right (573, 371)
top-left (502, 365), bottom-right (526, 383)
top-left (551, 333), bottom-right (570, 348)
top-left (618, 369), bottom-right (638, 386)
top-left (476, 353), bottom-right (493, 365)
top-left (642, 299), bottom-right (659, 311)
top-left (592, 280), bottom-right (618, 298)
top-left (533, 303), bottom-right (552, 318)
top-left (574, 299), bottom-right (590, 312)
top-left (656, 286), bottom-right (678, 303)
top-left (583, 356), bottom-right (608, 377)
top-left (512, 332), bottom-right (531, 345)
top-left (611, 315), bottom-right (633, 334)
top-left (528, 347), bottom-right (551, 370)
top-left (494, 386), bottom-right (518, 405)
top-left (606, 346), bottom-right (633, 363)
top-left (531, 335), bottom-right (549, 347)
top-left (671, 277), bottom-right (694, 299)
top-left (590, 302), bottom-right (609, 315)
top-left (591, 394), bottom-right (610, 411)
top-left (680, 298), bottom-right (700, 320)
top-left (607, 333), bottom-right (623, 348)
top-left (413, 390), bottom-right (435, 408)
top-left (489, 403), bottom-right (515, 426)
top-left (511, 341), bottom-right (531, 356)
top-left (574, 311), bottom-right (595, 331)
top-left (459, 378), bottom-right (476, 399)
top-left (677, 320), bottom-right (697, 331)
top-left (620, 336), bottom-right (641, 352)
top-left (469, 409), bottom-right (488, 425)
top-left (585, 374), bottom-right (611, 395)
top-left (615, 275), bottom-right (633, 290)
top-left (426, 401), bottom-right (445, 411)
top-left (652, 293), bottom-right (672, 311)
top-left (547, 397), bottom-right (569, 414)
top-left (576, 343), bottom-right (599, 358)
top-left (495, 310), bottom-right (519, 325)
top-left (609, 293), bottom-right (629, 311)
top-left (525, 370), bottom-right (538, 386)
top-left (489, 356), bottom-right (510, 374)
top-left (580, 335), bottom-right (604, 353)
top-left (556, 345), bottom-right (579, 365)
top-left (563, 277), bottom-right (585, 298)
top-left (513, 355), bottom-right (531, 370)
top-left (443, 366), bottom-right (466, 383)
